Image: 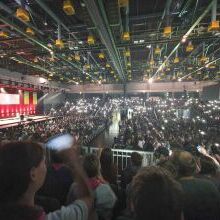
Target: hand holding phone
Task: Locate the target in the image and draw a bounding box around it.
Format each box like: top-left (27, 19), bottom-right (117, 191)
top-left (46, 133), bottom-right (74, 151)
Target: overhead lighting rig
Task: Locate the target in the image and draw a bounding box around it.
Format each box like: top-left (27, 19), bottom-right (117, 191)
top-left (63, 0), bottom-right (75, 15)
top-left (186, 41), bottom-right (194, 52)
top-left (55, 25), bottom-right (64, 49)
top-left (16, 8), bottom-right (30, 22)
top-left (26, 27), bottom-right (35, 36)
top-left (200, 55), bottom-right (209, 64)
top-left (55, 39), bottom-right (64, 49)
top-left (155, 45), bottom-right (161, 55)
top-left (122, 32), bottom-right (130, 41)
top-left (208, 20), bottom-right (219, 31)
top-left (0, 31), bottom-right (9, 38)
top-left (208, 0), bottom-right (219, 32)
top-left (87, 35), bottom-right (95, 45)
top-left (163, 26), bottom-right (172, 37)
top-left (98, 52), bottom-right (105, 59)
top-left (124, 49), bottom-right (130, 57)
top-left (118, 0), bottom-right (129, 7)
top-left (74, 53), bottom-right (80, 61)
top-left (173, 50), bottom-right (179, 63)
top-left (174, 57), bottom-right (180, 64)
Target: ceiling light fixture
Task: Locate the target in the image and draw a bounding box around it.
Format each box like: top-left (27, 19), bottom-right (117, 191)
top-left (63, 0), bottom-right (75, 16)
top-left (148, 78), bottom-right (153, 83)
top-left (181, 36), bottom-right (187, 43)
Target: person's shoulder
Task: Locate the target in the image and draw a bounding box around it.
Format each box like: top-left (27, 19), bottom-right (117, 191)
top-left (96, 183), bottom-right (114, 193)
top-left (180, 177), bottom-right (220, 194)
top-left (192, 177), bottom-right (219, 186)
top-left (95, 183), bottom-right (117, 207)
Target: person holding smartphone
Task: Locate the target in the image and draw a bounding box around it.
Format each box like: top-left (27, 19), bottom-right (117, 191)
top-left (0, 141), bottom-right (93, 220)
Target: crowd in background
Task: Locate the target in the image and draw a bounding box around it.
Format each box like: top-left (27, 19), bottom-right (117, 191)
top-left (114, 98), bottom-right (219, 155)
top-left (0, 96), bottom-right (220, 220)
top-left (0, 98), bottom-right (113, 144)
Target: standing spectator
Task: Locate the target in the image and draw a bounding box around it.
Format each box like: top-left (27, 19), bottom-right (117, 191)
top-left (100, 148), bottom-right (117, 185)
top-left (121, 152), bottom-right (143, 189)
top-left (129, 166), bottom-right (183, 220)
top-left (67, 154), bottom-right (116, 220)
top-left (38, 150), bottom-right (73, 205)
top-left (172, 150), bottom-right (220, 220)
top-left (0, 142), bottom-right (93, 220)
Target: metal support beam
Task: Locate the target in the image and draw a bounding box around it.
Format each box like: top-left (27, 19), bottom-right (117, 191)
top-left (84, 0), bottom-right (125, 82)
top-left (35, 0), bottom-right (78, 41)
top-left (181, 57), bottom-right (220, 80)
top-left (212, 0), bottom-right (217, 21)
top-left (157, 0), bottom-right (172, 31)
top-left (0, 15), bottom-right (84, 76)
top-left (0, 2), bottom-right (44, 36)
top-left (34, 0), bottom-right (98, 80)
top-left (10, 57), bottom-right (54, 75)
top-left (0, 15), bottom-right (51, 52)
top-left (152, 0), bottom-right (215, 80)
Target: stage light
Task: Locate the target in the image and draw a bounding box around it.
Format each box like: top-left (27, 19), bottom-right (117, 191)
top-left (0, 88), bottom-right (6, 93)
top-left (39, 77), bottom-right (47, 84)
top-left (148, 78), bottom-right (153, 83)
top-left (181, 36), bottom-right (187, 43)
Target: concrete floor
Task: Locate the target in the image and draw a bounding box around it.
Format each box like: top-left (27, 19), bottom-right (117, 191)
top-left (90, 111), bottom-right (121, 148)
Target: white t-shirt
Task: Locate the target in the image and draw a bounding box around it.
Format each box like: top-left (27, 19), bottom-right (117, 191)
top-left (46, 200), bottom-right (88, 220)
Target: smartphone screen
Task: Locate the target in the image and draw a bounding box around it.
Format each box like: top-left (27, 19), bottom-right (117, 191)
top-left (46, 133), bottom-right (74, 151)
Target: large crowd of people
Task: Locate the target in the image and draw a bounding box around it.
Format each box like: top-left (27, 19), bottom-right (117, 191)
top-left (0, 96), bottom-right (220, 220)
top-left (114, 98), bottom-right (219, 154)
top-left (0, 98), bottom-right (112, 144)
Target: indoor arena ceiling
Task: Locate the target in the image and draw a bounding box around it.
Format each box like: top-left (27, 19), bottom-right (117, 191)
top-left (0, 0), bottom-right (219, 85)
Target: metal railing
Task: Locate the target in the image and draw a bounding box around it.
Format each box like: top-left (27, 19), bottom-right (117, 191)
top-left (81, 146), bottom-right (155, 171)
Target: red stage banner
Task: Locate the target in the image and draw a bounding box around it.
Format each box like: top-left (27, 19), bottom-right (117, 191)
top-left (0, 89), bottom-right (37, 118)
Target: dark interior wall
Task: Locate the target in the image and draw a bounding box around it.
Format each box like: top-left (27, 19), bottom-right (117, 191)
top-left (39, 86), bottom-right (219, 114)
top-left (202, 83), bottom-right (220, 101)
top-left (42, 92), bottom-right (66, 113)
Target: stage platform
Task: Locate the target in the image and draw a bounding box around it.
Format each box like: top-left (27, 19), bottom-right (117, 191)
top-left (0, 116), bottom-right (53, 129)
